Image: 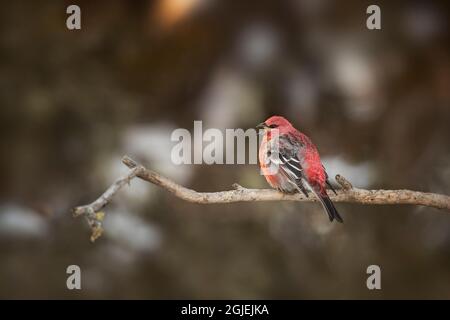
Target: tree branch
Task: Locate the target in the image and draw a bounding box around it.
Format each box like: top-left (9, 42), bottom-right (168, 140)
top-left (73, 155), bottom-right (450, 242)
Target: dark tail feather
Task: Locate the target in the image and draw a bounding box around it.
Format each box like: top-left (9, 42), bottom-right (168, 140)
top-left (319, 194), bottom-right (343, 223)
top-left (301, 178), bottom-right (343, 223)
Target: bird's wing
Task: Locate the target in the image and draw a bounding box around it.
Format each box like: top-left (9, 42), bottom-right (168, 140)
top-left (268, 135), bottom-right (309, 197)
top-left (270, 134), bottom-right (343, 223)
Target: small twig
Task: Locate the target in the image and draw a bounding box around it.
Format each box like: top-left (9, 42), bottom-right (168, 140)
top-left (73, 155), bottom-right (450, 241)
top-left (232, 183), bottom-right (246, 191)
top-left (72, 164), bottom-right (142, 242)
top-left (336, 174), bottom-right (353, 190)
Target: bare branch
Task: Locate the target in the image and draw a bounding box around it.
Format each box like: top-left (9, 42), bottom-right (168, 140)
top-left (72, 164), bottom-right (142, 242)
top-left (73, 155), bottom-right (450, 241)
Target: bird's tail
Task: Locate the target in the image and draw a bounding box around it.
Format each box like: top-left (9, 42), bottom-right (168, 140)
top-left (301, 178), bottom-right (343, 223)
top-left (318, 193), bottom-right (343, 223)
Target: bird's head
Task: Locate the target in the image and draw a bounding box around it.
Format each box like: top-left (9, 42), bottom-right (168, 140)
top-left (256, 115), bottom-right (294, 133)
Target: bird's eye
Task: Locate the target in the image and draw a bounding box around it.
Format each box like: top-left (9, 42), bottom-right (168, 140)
top-left (268, 124), bottom-right (278, 128)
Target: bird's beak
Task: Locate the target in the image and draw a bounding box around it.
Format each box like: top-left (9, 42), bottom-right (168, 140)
top-left (256, 122), bottom-right (268, 130)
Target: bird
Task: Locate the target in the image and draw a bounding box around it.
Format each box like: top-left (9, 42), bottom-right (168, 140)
top-left (256, 115), bottom-right (343, 223)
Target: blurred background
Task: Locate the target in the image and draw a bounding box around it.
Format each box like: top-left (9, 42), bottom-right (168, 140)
top-left (1, 0), bottom-right (450, 299)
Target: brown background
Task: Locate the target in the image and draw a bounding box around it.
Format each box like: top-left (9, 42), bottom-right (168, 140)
top-left (0, 0), bottom-right (449, 299)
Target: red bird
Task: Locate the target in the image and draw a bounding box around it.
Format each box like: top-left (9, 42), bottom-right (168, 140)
top-left (257, 115), bottom-right (343, 223)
